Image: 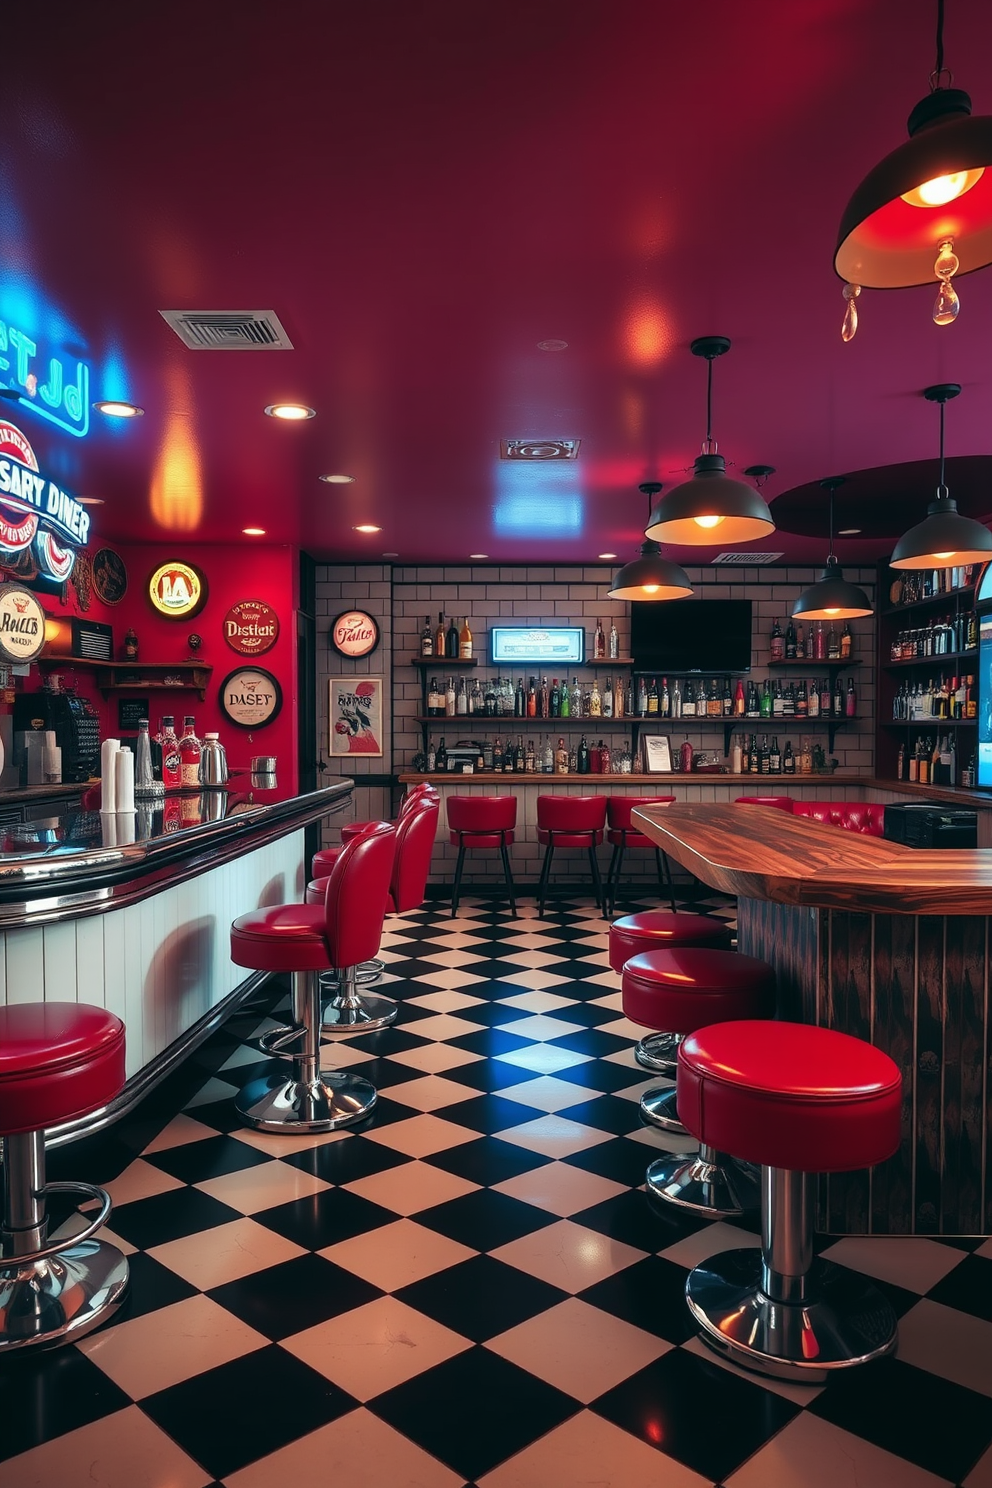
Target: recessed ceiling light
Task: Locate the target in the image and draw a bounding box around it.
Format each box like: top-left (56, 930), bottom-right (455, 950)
top-left (319, 472), bottom-right (355, 484)
top-left (382, 551), bottom-right (399, 557)
top-left (264, 402), bottom-right (315, 420)
top-left (242, 526), bottom-right (266, 536)
top-left (354, 523), bottom-right (381, 534)
top-left (78, 496), bottom-right (105, 507)
top-left (93, 399), bottom-right (144, 418)
top-left (469, 553), bottom-right (489, 559)
top-left (598, 552), bottom-right (618, 559)
top-left (537, 339), bottom-right (568, 352)
top-left (838, 527), bottom-right (862, 535)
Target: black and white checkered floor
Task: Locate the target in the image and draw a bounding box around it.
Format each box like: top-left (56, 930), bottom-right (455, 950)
top-left (6, 892), bottom-right (992, 1488)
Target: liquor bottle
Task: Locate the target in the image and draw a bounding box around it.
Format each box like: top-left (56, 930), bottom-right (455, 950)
top-left (785, 619), bottom-right (797, 660)
top-left (609, 620), bottom-right (619, 659)
top-left (179, 716), bottom-right (201, 788)
top-left (456, 678), bottom-right (468, 714)
top-left (445, 616), bottom-right (460, 658)
top-left (770, 619), bottom-right (785, 662)
top-left (845, 677), bottom-right (857, 717)
top-left (760, 680), bottom-right (772, 719)
top-left (435, 611), bottom-right (446, 656)
top-left (525, 738), bottom-right (536, 772)
top-left (436, 737), bottom-right (448, 771)
top-left (550, 678), bottom-right (561, 716)
top-left (421, 616), bottom-right (434, 656)
top-left (647, 678), bottom-right (659, 714)
top-left (427, 737), bottom-right (437, 771)
top-left (161, 717), bottom-right (182, 790)
top-left (833, 676), bottom-right (844, 717)
top-left (543, 735), bottom-right (554, 772)
top-left (541, 676), bottom-right (550, 718)
top-left (820, 677), bottom-right (831, 716)
top-left (602, 677), bottom-right (613, 718)
top-left (589, 741), bottom-right (602, 773)
top-left (555, 737), bottom-right (569, 774)
top-left (734, 678), bottom-right (745, 716)
top-left (759, 733), bottom-right (771, 774)
top-left (840, 621), bottom-right (853, 660)
top-left (471, 678), bottom-right (483, 714)
top-left (459, 617), bottom-right (473, 659)
top-left (526, 677), bottom-right (537, 717)
top-left (908, 739), bottom-right (919, 782)
top-left (427, 677), bottom-right (440, 716)
top-left (594, 619), bottom-right (606, 659)
top-left (577, 735), bottom-right (590, 773)
top-left (515, 676), bottom-right (526, 716)
top-left (783, 682), bottom-right (796, 718)
top-left (679, 735), bottom-right (694, 773)
top-left (571, 677), bottom-right (583, 716)
top-left (748, 733), bottom-right (759, 773)
top-left (731, 734), bottom-right (743, 773)
top-left (624, 678), bottom-right (634, 715)
top-left (827, 623), bottom-right (840, 660)
top-left (637, 676), bottom-right (648, 715)
top-left (722, 678), bottom-right (733, 717)
top-left (493, 737), bottom-right (504, 773)
top-left (569, 741), bottom-right (578, 771)
top-left (813, 620), bottom-right (826, 660)
top-left (446, 677), bottom-right (456, 716)
top-left (808, 680), bottom-right (820, 718)
top-left (560, 680), bottom-right (571, 718)
top-left (614, 677), bottom-right (624, 718)
top-left (771, 680), bottom-right (783, 718)
top-left (795, 623), bottom-right (805, 660)
top-left (783, 740), bottom-right (796, 773)
top-left (590, 678), bottom-right (602, 717)
top-left (658, 676), bottom-right (668, 717)
top-left (482, 736), bottom-right (494, 770)
top-left (796, 678), bottom-right (808, 716)
top-left (769, 735), bottom-right (781, 773)
top-left (515, 734), bottom-right (526, 772)
top-left (124, 627), bottom-right (139, 661)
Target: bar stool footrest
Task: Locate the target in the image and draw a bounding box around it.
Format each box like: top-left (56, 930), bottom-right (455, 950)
top-left (639, 1085), bottom-right (685, 1133)
top-left (321, 991), bottom-right (398, 1035)
top-left (235, 1070), bottom-right (377, 1132)
top-left (635, 1030), bottom-right (682, 1075)
top-left (646, 1148), bottom-right (759, 1217)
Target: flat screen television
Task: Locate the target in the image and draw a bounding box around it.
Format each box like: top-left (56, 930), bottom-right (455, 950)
top-left (631, 598), bottom-right (753, 674)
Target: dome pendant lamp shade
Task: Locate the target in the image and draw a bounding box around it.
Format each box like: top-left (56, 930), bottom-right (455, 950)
top-left (644, 338), bottom-right (775, 546)
top-left (793, 479), bottom-right (873, 621)
top-left (890, 383), bottom-right (992, 570)
top-left (607, 483), bottom-right (693, 601)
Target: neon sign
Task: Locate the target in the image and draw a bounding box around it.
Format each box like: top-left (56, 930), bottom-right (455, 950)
top-left (0, 421), bottom-right (91, 579)
top-left (0, 318), bottom-right (90, 439)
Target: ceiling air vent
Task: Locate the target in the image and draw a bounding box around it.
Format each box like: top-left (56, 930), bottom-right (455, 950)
top-left (711, 551), bottom-right (783, 565)
top-left (159, 309), bottom-right (294, 350)
top-left (500, 438), bottom-right (580, 460)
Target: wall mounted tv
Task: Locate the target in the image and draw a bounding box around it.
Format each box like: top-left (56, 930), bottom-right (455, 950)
top-left (631, 598), bottom-right (753, 674)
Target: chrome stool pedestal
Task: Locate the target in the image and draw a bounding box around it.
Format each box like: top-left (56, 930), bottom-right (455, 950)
top-left (634, 1030), bottom-right (683, 1075)
top-left (0, 1131), bottom-right (129, 1352)
top-left (646, 1144), bottom-right (758, 1218)
top-left (686, 1167), bottom-right (898, 1383)
top-left (237, 969), bottom-right (377, 1131)
top-left (319, 965), bottom-right (398, 1034)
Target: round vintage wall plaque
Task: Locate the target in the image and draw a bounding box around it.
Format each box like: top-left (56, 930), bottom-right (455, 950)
top-left (148, 560), bottom-right (207, 619)
top-left (91, 548), bottom-right (128, 605)
top-left (219, 666), bottom-right (283, 728)
top-left (330, 608), bottom-right (380, 658)
top-left (223, 599), bottom-right (280, 656)
top-left (0, 583), bottom-right (47, 663)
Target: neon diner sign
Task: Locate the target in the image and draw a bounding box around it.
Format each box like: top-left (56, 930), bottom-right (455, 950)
top-left (0, 421), bottom-right (91, 579)
top-left (0, 318), bottom-right (90, 439)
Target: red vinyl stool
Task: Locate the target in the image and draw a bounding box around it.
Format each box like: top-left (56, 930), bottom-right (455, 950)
top-left (447, 796), bottom-right (517, 917)
top-left (679, 1020), bottom-right (902, 1381)
top-left (537, 795), bottom-right (607, 917)
top-left (609, 912), bottom-right (733, 1073)
top-left (623, 949), bottom-right (776, 1215)
top-left (0, 1004), bottom-right (128, 1351)
top-left (605, 796), bottom-right (677, 916)
top-left (306, 801), bottom-right (438, 1034)
top-left (232, 821), bottom-right (396, 1132)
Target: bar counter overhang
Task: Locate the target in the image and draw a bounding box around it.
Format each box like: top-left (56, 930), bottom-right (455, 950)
top-left (632, 802), bottom-right (992, 1237)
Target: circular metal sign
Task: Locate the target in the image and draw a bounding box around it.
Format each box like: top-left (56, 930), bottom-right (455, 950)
top-left (223, 599), bottom-right (280, 656)
top-left (330, 608), bottom-right (380, 658)
top-left (219, 666), bottom-right (283, 729)
top-left (148, 560), bottom-right (207, 619)
top-left (0, 583), bottom-right (46, 663)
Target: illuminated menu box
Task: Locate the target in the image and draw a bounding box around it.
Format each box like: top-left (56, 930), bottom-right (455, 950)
top-left (489, 627), bottom-right (586, 665)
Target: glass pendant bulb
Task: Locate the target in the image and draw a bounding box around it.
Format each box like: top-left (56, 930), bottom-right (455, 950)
top-left (841, 283), bottom-right (860, 342)
top-left (933, 239), bottom-right (960, 325)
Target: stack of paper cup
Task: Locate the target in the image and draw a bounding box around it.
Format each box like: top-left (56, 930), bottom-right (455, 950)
top-left (100, 738), bottom-right (120, 813)
top-left (115, 747), bottom-right (135, 812)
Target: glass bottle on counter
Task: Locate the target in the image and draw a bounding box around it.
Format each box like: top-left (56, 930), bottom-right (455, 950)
top-left (555, 737), bottom-right (569, 774)
top-left (161, 716), bottom-right (182, 790)
top-left (134, 719), bottom-right (164, 797)
top-left (421, 616), bottom-right (434, 656)
top-left (458, 617), bottom-right (473, 659)
top-left (180, 716), bottom-right (201, 787)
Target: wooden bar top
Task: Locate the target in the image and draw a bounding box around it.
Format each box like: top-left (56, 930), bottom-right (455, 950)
top-left (631, 802), bottom-right (992, 916)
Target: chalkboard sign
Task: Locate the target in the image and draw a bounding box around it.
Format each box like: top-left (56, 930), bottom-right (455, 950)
top-left (117, 697), bottom-right (149, 733)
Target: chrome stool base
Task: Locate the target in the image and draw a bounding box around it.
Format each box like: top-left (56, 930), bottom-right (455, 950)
top-left (321, 991), bottom-right (398, 1035)
top-left (321, 960), bottom-right (384, 988)
top-left (639, 1085), bottom-right (685, 1133)
top-left (236, 1070), bottom-right (377, 1132)
top-left (0, 1240), bottom-right (129, 1352)
top-left (634, 1030), bottom-right (682, 1075)
top-left (646, 1143), bottom-right (759, 1218)
top-left (686, 1248), bottom-right (898, 1384)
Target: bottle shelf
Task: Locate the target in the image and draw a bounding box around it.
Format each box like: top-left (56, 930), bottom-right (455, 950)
top-left (882, 718), bottom-right (977, 729)
top-left (881, 584), bottom-right (976, 618)
top-left (883, 649), bottom-right (977, 669)
top-left (410, 657), bottom-right (478, 668)
top-left (411, 656), bottom-right (635, 668)
top-left (416, 715), bottom-right (631, 728)
top-left (767, 658), bottom-right (861, 669)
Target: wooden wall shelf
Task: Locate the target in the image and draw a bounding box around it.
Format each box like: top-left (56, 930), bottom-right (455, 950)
top-left (37, 657), bottom-right (213, 701)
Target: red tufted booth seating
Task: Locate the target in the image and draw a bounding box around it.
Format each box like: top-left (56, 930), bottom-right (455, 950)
top-left (311, 783), bottom-right (438, 879)
top-left (230, 820), bottom-right (396, 1132)
top-left (306, 801), bottom-right (440, 1032)
top-left (678, 1019), bottom-right (902, 1380)
top-left (606, 796), bottom-right (677, 916)
top-left (622, 948), bottom-right (777, 1216)
top-left (446, 796), bottom-right (517, 917)
top-left (734, 796), bottom-right (885, 836)
top-left (536, 794), bottom-right (608, 918)
top-left (0, 1003), bottom-right (129, 1351)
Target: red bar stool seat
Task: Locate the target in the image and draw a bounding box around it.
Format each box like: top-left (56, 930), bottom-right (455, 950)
top-left (606, 796), bottom-right (677, 916)
top-left (305, 801), bottom-right (439, 1034)
top-left (232, 821), bottom-right (396, 1132)
top-left (609, 912), bottom-right (733, 1072)
top-left (536, 795), bottom-right (607, 917)
top-left (447, 796), bottom-right (517, 917)
top-left (679, 1019), bottom-right (902, 1381)
top-left (623, 949), bottom-right (776, 1215)
top-left (0, 1003), bottom-right (129, 1351)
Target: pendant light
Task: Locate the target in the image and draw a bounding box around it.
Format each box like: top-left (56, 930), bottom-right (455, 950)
top-left (607, 483), bottom-right (693, 601)
top-left (835, 0), bottom-right (992, 341)
top-left (644, 338), bottom-right (775, 545)
top-left (891, 383), bottom-right (992, 570)
top-left (792, 478), bottom-right (873, 620)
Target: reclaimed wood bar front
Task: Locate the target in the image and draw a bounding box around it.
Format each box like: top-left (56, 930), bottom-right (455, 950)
top-left (631, 802), bottom-right (992, 1237)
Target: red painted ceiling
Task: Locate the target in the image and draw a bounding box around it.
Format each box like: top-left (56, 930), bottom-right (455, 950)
top-left (4, 0), bottom-right (992, 566)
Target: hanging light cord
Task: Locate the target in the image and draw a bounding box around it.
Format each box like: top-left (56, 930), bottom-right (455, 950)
top-left (937, 396), bottom-right (948, 499)
top-left (704, 355), bottom-right (715, 454)
top-left (931, 0), bottom-right (951, 89)
top-left (827, 485), bottom-right (835, 562)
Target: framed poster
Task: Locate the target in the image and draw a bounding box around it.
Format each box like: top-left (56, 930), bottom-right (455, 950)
top-left (329, 676), bottom-right (383, 756)
top-left (642, 733), bottom-right (673, 773)
top-left (219, 667), bottom-right (283, 729)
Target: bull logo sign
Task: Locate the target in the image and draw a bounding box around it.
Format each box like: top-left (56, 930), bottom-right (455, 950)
top-left (148, 560), bottom-right (207, 619)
